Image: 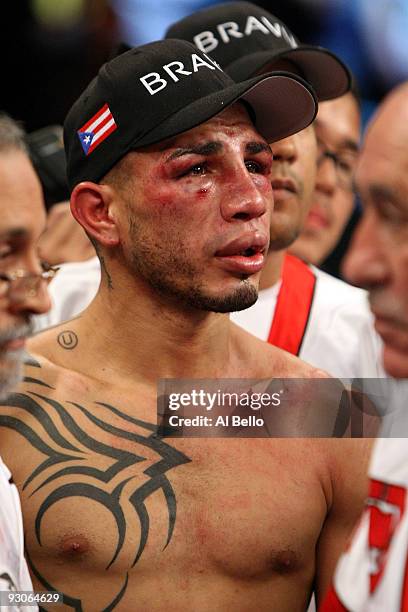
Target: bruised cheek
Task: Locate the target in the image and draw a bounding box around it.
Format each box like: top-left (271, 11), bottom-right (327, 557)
top-left (141, 171), bottom-right (214, 216)
top-left (252, 174), bottom-right (273, 195)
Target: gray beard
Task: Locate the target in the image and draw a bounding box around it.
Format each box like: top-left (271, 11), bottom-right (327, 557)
top-left (0, 350), bottom-right (24, 401)
top-left (0, 322), bottom-right (33, 401)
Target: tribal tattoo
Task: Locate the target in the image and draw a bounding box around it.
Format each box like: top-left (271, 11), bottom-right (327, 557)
top-left (0, 368), bottom-right (191, 610)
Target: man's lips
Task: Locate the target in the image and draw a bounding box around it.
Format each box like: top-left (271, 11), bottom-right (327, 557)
top-left (271, 178), bottom-right (298, 201)
top-left (305, 208), bottom-right (330, 230)
top-left (215, 232), bottom-right (268, 275)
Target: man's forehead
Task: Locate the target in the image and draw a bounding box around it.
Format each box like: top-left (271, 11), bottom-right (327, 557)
top-left (362, 111), bottom-right (408, 172)
top-left (315, 95), bottom-right (360, 145)
top-left (356, 137), bottom-right (408, 208)
top-left (170, 107), bottom-right (263, 148)
top-left (0, 208), bottom-right (46, 241)
top-left (131, 104), bottom-right (267, 163)
top-left (371, 117), bottom-right (408, 159)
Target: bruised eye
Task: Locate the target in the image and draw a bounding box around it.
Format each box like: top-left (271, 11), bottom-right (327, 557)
top-left (179, 163), bottom-right (207, 178)
top-left (245, 160), bottom-right (266, 174)
top-left (190, 164), bottom-right (207, 175)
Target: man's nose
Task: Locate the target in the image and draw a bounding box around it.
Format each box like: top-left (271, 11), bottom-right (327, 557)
top-left (342, 212), bottom-right (389, 289)
top-left (220, 165), bottom-right (270, 222)
top-left (315, 154), bottom-right (337, 198)
top-left (8, 280), bottom-right (52, 318)
top-left (272, 135), bottom-right (298, 165)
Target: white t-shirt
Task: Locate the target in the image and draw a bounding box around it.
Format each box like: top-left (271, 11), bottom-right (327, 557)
top-left (232, 255), bottom-right (384, 379)
top-left (34, 257), bottom-right (101, 332)
top-left (0, 458), bottom-right (36, 611)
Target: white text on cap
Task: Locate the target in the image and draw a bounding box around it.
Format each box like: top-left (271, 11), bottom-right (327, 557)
top-left (140, 53), bottom-right (222, 95)
top-left (193, 16), bottom-right (298, 55)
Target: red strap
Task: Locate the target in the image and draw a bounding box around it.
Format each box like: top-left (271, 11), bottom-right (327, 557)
top-left (319, 586), bottom-right (349, 611)
top-left (268, 254), bottom-right (316, 355)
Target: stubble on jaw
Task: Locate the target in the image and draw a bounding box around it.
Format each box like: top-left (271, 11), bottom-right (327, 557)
top-left (122, 202), bottom-right (259, 313)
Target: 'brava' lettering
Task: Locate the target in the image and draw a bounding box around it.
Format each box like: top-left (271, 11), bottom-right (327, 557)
top-left (140, 53), bottom-right (222, 95)
top-left (193, 16), bottom-right (298, 54)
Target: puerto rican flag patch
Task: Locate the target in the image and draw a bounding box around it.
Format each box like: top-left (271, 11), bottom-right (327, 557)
top-left (77, 103), bottom-right (117, 155)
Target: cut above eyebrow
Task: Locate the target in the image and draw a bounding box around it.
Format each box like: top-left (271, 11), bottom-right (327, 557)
top-left (166, 141), bottom-right (223, 162)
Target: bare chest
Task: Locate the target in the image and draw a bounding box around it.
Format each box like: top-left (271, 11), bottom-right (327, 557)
top-left (1, 397), bottom-right (328, 584)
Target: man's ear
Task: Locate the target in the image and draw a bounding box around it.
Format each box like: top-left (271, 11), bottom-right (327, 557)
top-left (70, 182), bottom-right (120, 247)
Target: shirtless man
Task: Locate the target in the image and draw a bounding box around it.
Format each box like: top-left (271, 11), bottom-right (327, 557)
top-left (0, 40), bottom-right (370, 611)
top-left (165, 1), bottom-right (380, 376)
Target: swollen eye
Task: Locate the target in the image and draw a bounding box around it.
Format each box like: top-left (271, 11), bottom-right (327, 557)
top-left (245, 162), bottom-right (259, 173)
top-left (190, 164), bottom-right (206, 175)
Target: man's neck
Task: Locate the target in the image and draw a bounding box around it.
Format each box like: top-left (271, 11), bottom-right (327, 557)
top-left (77, 279), bottom-right (237, 384)
top-left (259, 249), bottom-right (286, 291)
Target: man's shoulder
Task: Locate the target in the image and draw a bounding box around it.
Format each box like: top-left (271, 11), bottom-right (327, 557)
top-left (8, 350), bottom-right (62, 403)
top-left (232, 323), bottom-right (329, 379)
top-left (28, 320), bottom-right (78, 361)
top-left (16, 323), bottom-right (84, 397)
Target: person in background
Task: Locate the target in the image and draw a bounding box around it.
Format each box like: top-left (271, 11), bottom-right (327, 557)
top-left (0, 113), bottom-right (53, 609)
top-left (166, 1), bottom-right (383, 379)
top-left (320, 81), bottom-right (408, 612)
top-left (289, 87), bottom-right (361, 271)
top-left (27, 125), bottom-right (95, 267)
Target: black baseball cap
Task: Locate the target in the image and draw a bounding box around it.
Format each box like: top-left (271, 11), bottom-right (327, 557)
top-left (166, 1), bottom-right (351, 101)
top-left (64, 39), bottom-right (317, 190)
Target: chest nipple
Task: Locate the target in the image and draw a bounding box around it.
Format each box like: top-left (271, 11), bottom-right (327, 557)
top-left (59, 534), bottom-right (91, 559)
top-left (270, 550), bottom-right (299, 574)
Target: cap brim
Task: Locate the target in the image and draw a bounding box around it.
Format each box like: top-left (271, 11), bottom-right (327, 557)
top-left (132, 71), bottom-right (317, 150)
top-left (227, 46), bottom-right (351, 101)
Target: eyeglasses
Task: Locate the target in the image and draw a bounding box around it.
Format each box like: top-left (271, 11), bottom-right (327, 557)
top-left (0, 263), bottom-right (59, 303)
top-left (317, 137), bottom-right (358, 192)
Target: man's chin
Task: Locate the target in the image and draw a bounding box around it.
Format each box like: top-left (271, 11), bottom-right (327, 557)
top-left (186, 281), bottom-right (259, 313)
top-left (269, 216), bottom-right (301, 251)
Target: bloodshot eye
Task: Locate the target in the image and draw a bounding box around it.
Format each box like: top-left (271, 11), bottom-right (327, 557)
top-left (189, 164), bottom-right (207, 175)
top-left (178, 163), bottom-right (207, 178)
top-left (245, 161), bottom-right (264, 174)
